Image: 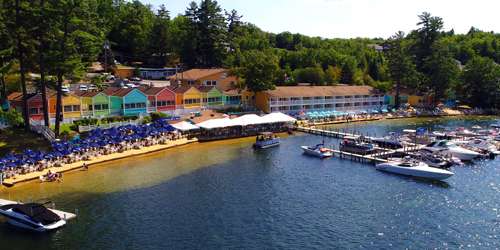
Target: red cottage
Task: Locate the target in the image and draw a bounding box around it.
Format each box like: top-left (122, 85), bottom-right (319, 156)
top-left (140, 86), bottom-right (176, 113)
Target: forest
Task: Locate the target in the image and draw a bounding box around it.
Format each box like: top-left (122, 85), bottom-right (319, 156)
top-left (0, 0), bottom-right (499, 133)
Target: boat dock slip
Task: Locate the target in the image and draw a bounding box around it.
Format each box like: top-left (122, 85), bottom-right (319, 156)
top-left (296, 127), bottom-right (360, 139)
top-left (0, 199), bottom-right (76, 220)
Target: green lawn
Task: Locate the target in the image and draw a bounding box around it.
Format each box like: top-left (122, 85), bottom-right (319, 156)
top-left (0, 128), bottom-right (51, 156)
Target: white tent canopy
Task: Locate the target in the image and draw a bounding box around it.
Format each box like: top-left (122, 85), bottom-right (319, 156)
top-left (171, 121), bottom-right (200, 131)
top-left (197, 118), bottom-right (240, 130)
top-left (230, 114), bottom-right (266, 126)
top-left (195, 112), bottom-right (296, 129)
top-left (261, 112), bottom-right (297, 123)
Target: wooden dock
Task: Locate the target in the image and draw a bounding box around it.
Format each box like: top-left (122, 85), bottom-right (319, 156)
top-left (298, 127), bottom-right (426, 165)
top-left (0, 198), bottom-right (77, 220)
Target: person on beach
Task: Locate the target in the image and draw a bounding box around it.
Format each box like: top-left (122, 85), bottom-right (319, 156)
top-left (83, 163), bottom-right (88, 171)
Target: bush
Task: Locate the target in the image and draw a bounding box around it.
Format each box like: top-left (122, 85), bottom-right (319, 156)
top-left (141, 116), bottom-right (152, 124)
top-left (150, 112), bottom-right (168, 121)
top-left (0, 109), bottom-right (24, 127)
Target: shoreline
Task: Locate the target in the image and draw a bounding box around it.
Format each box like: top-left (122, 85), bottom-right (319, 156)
top-left (1, 114), bottom-right (497, 188)
top-left (1, 137), bottom-right (198, 187)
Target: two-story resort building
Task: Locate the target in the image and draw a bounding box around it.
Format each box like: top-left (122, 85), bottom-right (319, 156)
top-left (255, 85), bottom-right (385, 114)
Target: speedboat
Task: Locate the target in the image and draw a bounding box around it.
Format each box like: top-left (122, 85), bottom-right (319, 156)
top-left (301, 144), bottom-right (333, 158)
top-left (253, 132), bottom-right (280, 149)
top-left (423, 140), bottom-right (482, 161)
top-left (417, 150), bottom-right (452, 168)
top-left (0, 203), bottom-right (66, 232)
top-left (371, 133), bottom-right (403, 149)
top-left (491, 123), bottom-right (500, 129)
top-left (459, 138), bottom-right (500, 155)
top-left (376, 158), bottom-right (454, 180)
top-left (339, 137), bottom-right (376, 155)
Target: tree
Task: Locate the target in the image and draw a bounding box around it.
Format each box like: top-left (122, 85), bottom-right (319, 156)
top-left (235, 50), bottom-right (279, 94)
top-left (424, 41), bottom-right (460, 102)
top-left (324, 66), bottom-right (341, 85)
top-left (50, 0), bottom-right (102, 137)
top-left (340, 57), bottom-right (357, 84)
top-left (187, 0), bottom-right (227, 67)
top-left (293, 66), bottom-right (325, 85)
top-left (412, 12), bottom-right (444, 73)
top-left (385, 31), bottom-right (419, 108)
top-left (461, 56), bottom-right (500, 108)
top-left (147, 4), bottom-right (172, 67)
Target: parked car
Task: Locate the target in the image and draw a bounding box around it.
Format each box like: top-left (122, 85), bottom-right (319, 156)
top-left (79, 85), bottom-right (88, 91)
top-left (61, 86), bottom-right (70, 93)
top-left (125, 83), bottom-right (136, 88)
top-left (130, 77), bottom-right (141, 82)
top-left (88, 84), bottom-right (97, 91)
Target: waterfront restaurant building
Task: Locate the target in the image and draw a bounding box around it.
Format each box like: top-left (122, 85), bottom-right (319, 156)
top-left (255, 85), bottom-right (385, 114)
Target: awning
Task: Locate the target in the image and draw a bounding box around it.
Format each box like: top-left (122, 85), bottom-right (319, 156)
top-left (196, 118), bottom-right (241, 129)
top-left (261, 112), bottom-right (297, 123)
top-left (171, 121), bottom-right (199, 131)
top-left (231, 114), bottom-right (267, 126)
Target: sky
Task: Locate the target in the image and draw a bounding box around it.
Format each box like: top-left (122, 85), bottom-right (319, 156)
top-left (143, 0), bottom-right (499, 39)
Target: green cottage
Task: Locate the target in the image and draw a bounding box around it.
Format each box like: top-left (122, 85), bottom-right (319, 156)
top-left (104, 87), bottom-right (124, 116)
top-left (197, 86), bottom-right (224, 109)
top-left (76, 91), bottom-right (110, 118)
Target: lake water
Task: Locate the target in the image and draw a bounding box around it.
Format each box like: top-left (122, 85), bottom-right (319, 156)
top-left (1, 116), bottom-right (500, 249)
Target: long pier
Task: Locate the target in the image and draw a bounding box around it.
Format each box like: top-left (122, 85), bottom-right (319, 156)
top-left (0, 198), bottom-right (77, 220)
top-left (297, 126), bottom-right (426, 165)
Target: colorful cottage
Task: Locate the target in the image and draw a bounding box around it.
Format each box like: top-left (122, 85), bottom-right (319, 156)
top-left (173, 86), bottom-right (202, 110)
top-left (222, 89), bottom-right (242, 106)
top-left (76, 91), bottom-right (110, 118)
top-left (109, 88), bottom-right (148, 116)
top-left (197, 86), bottom-right (224, 108)
top-left (139, 86), bottom-right (176, 113)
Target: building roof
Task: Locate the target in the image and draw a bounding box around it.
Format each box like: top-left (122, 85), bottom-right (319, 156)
top-left (139, 86), bottom-right (172, 96)
top-left (7, 92), bottom-right (23, 101)
top-left (110, 88), bottom-right (136, 97)
top-left (263, 85), bottom-right (382, 98)
top-left (103, 87), bottom-right (121, 95)
top-left (222, 88), bottom-right (241, 96)
top-left (172, 68), bottom-right (227, 81)
top-left (171, 85), bottom-right (197, 94)
top-left (196, 86), bottom-right (220, 93)
top-left (74, 91), bottom-right (104, 97)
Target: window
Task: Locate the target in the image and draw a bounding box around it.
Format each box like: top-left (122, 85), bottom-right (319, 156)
top-left (354, 102), bottom-right (361, 106)
top-left (335, 96), bottom-right (344, 99)
top-left (204, 80), bottom-right (217, 86)
top-left (314, 104), bottom-right (322, 109)
top-left (363, 102), bottom-right (370, 106)
top-left (335, 103), bottom-right (343, 107)
top-left (355, 95), bottom-right (362, 98)
top-left (325, 96), bottom-right (333, 100)
top-left (64, 105), bottom-right (72, 112)
top-left (89, 105), bottom-right (94, 111)
top-left (314, 96), bottom-right (323, 100)
top-left (187, 80), bottom-right (195, 85)
top-left (363, 95), bottom-right (369, 98)
top-left (73, 105), bottom-right (80, 111)
top-left (185, 98), bottom-right (200, 104)
top-left (291, 97), bottom-right (301, 101)
top-left (371, 102), bottom-right (378, 105)
top-left (124, 103), bottom-right (145, 109)
top-left (93, 104), bottom-right (100, 110)
top-left (279, 98), bottom-right (288, 101)
top-left (29, 108), bottom-right (39, 115)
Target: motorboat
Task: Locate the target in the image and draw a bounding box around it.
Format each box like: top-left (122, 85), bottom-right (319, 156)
top-left (376, 158), bottom-right (454, 180)
top-left (491, 123), bottom-right (500, 129)
top-left (459, 138), bottom-right (500, 155)
top-left (301, 144), bottom-right (333, 158)
top-left (371, 132), bottom-right (403, 149)
top-left (0, 203), bottom-right (66, 232)
top-left (339, 137), bottom-right (376, 155)
top-left (423, 140), bottom-right (482, 161)
top-left (253, 132), bottom-right (280, 149)
top-left (455, 127), bottom-right (478, 137)
top-left (417, 150), bottom-right (452, 168)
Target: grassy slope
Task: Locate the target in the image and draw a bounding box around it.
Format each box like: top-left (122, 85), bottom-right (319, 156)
top-left (0, 128), bottom-right (50, 156)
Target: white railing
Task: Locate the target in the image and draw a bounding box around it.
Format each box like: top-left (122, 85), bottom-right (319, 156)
top-left (78, 120), bottom-right (141, 132)
top-left (30, 119), bottom-right (56, 142)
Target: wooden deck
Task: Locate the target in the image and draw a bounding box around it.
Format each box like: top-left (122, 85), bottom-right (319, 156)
top-left (0, 198), bottom-right (76, 220)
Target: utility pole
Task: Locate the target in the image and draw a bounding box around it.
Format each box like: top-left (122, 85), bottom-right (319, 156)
top-left (103, 40), bottom-right (110, 73)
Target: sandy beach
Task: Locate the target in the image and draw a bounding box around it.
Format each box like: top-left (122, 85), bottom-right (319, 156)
top-left (2, 137), bottom-right (198, 187)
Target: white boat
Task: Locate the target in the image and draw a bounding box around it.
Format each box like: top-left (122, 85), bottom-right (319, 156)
top-left (376, 158), bottom-right (454, 180)
top-left (423, 140), bottom-right (482, 161)
top-left (0, 203), bottom-right (66, 232)
top-left (491, 123), bottom-right (500, 129)
top-left (301, 144), bottom-right (333, 158)
top-left (253, 132), bottom-right (280, 149)
top-left (460, 139), bottom-right (499, 155)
